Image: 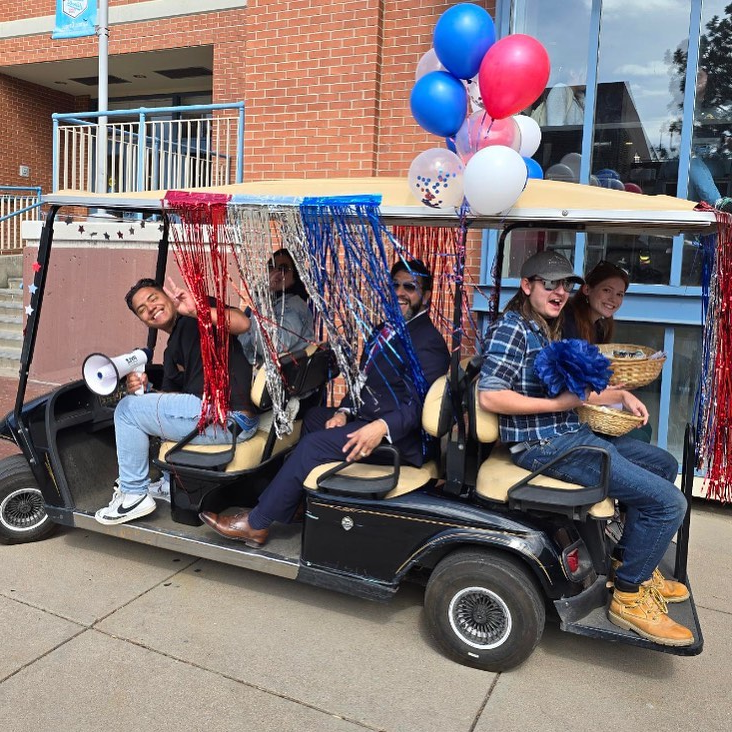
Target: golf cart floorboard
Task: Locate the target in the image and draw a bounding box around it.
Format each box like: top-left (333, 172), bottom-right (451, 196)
top-left (63, 504), bottom-right (303, 579)
top-left (556, 548), bottom-right (703, 656)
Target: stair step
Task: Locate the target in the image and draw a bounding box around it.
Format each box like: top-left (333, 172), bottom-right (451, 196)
top-left (0, 300), bottom-right (23, 312)
top-left (0, 332), bottom-right (22, 349)
top-left (7, 277), bottom-right (23, 288)
top-left (0, 288), bottom-right (23, 303)
top-left (0, 313), bottom-right (22, 325)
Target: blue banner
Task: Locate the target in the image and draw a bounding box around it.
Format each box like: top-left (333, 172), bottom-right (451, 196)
top-left (52, 1), bottom-right (97, 40)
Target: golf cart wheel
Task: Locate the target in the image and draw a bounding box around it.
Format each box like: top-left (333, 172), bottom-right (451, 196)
top-left (424, 549), bottom-right (545, 672)
top-left (0, 455), bottom-right (55, 545)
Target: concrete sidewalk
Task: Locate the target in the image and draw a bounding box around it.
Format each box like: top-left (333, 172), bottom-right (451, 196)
top-left (1, 375), bottom-right (732, 731)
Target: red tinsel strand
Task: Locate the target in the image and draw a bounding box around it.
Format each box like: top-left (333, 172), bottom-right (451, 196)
top-left (164, 193), bottom-right (232, 431)
top-left (697, 205), bottom-right (732, 501)
top-left (392, 225), bottom-right (477, 355)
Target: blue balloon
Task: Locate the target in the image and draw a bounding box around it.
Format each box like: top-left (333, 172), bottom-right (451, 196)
top-left (445, 137), bottom-right (458, 154)
top-left (524, 157), bottom-right (544, 179)
top-left (595, 168), bottom-right (620, 180)
top-left (433, 3), bottom-right (496, 80)
top-left (410, 71), bottom-right (467, 138)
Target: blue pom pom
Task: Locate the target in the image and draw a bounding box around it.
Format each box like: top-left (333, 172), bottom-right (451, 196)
top-left (534, 339), bottom-right (612, 400)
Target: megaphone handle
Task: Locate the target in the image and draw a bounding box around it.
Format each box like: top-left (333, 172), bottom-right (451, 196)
top-left (133, 365), bottom-right (146, 396)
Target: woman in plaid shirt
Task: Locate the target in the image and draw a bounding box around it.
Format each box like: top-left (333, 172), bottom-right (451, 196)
top-left (478, 251), bottom-right (693, 648)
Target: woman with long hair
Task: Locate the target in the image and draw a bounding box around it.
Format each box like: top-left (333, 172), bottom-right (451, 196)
top-left (563, 260), bottom-right (630, 344)
top-left (238, 248), bottom-right (315, 365)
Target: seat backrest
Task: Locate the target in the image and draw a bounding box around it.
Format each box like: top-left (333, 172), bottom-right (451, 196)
top-left (251, 343), bottom-right (335, 410)
top-left (422, 374), bottom-right (453, 438)
top-left (468, 381), bottom-right (499, 444)
top-left (422, 355), bottom-right (484, 438)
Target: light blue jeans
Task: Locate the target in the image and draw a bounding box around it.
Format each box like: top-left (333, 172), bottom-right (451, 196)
top-left (114, 393), bottom-right (258, 495)
top-left (513, 424), bottom-right (686, 587)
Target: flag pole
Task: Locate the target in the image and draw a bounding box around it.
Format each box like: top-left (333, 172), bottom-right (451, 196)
top-left (96, 0), bottom-right (109, 195)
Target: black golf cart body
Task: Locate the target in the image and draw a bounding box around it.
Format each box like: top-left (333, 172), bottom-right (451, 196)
top-left (0, 178), bottom-right (713, 671)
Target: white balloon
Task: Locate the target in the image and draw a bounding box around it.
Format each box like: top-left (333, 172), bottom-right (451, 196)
top-left (513, 114), bottom-right (542, 157)
top-left (463, 146), bottom-right (528, 215)
top-left (415, 48), bottom-right (445, 81)
top-left (408, 148), bottom-right (465, 209)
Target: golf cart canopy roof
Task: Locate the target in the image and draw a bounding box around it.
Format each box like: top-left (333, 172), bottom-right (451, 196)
top-left (43, 177), bottom-right (716, 236)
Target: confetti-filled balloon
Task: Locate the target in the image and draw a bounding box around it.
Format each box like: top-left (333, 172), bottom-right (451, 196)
top-left (408, 148), bottom-right (465, 208)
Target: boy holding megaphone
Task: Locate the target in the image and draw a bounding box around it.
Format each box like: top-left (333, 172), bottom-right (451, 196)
top-left (94, 277), bottom-right (257, 525)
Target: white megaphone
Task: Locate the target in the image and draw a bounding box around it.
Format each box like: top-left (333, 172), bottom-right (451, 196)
top-left (83, 348), bottom-right (152, 396)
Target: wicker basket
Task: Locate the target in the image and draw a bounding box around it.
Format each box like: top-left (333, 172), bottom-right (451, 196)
top-left (598, 343), bottom-right (666, 389)
top-left (576, 404), bottom-right (645, 437)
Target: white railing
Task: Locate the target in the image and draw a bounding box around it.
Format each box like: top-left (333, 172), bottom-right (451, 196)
top-left (0, 187), bottom-right (42, 253)
top-left (53, 103), bottom-right (245, 193)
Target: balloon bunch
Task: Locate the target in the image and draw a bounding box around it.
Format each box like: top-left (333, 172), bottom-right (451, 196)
top-left (408, 3), bottom-right (550, 215)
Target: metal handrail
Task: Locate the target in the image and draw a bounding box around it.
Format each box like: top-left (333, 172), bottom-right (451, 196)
top-left (52, 102), bottom-right (245, 193)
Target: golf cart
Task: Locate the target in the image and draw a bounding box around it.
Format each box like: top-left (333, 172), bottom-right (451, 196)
top-left (0, 178), bottom-right (709, 671)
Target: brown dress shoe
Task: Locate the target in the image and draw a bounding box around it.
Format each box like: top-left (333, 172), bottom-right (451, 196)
top-left (199, 510), bottom-right (269, 548)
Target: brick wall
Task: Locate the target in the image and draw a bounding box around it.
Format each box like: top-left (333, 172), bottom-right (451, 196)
top-left (0, 75), bottom-right (78, 191)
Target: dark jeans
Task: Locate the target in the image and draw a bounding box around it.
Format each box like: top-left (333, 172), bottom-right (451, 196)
top-left (249, 407), bottom-right (373, 528)
top-left (514, 424), bottom-right (686, 586)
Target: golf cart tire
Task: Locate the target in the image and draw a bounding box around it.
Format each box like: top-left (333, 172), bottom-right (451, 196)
top-left (424, 548), bottom-right (546, 672)
top-left (0, 454), bottom-right (55, 545)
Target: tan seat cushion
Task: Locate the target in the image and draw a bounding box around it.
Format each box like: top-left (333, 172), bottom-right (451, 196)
top-left (476, 443), bottom-right (614, 519)
top-left (304, 460), bottom-right (439, 499)
top-left (159, 422), bottom-right (302, 473)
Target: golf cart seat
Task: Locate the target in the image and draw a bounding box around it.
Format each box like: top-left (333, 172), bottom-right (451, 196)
top-left (157, 344), bottom-right (333, 473)
top-left (303, 370), bottom-right (455, 500)
top-left (469, 382), bottom-right (614, 521)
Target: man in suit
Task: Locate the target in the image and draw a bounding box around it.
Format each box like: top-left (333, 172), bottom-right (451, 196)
top-left (200, 259), bottom-right (450, 546)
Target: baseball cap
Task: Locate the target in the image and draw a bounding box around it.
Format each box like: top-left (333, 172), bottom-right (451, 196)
top-left (520, 251), bottom-right (584, 284)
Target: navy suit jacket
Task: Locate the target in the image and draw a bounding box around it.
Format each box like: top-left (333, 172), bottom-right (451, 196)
top-left (340, 310), bottom-right (450, 465)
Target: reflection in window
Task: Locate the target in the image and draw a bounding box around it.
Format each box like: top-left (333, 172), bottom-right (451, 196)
top-left (613, 322), bottom-right (664, 447)
top-left (667, 326), bottom-right (702, 460)
top-left (593, 2), bottom-right (691, 197)
top-left (685, 1), bottom-right (732, 206)
top-left (501, 229), bottom-right (577, 279)
top-left (517, 0), bottom-right (591, 180)
top-left (585, 232), bottom-right (674, 286)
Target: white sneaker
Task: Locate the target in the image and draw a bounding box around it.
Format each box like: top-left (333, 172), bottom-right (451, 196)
top-left (148, 475), bottom-right (171, 503)
top-left (95, 488), bottom-right (157, 525)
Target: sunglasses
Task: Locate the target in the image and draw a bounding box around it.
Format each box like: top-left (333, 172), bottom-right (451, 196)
top-left (268, 264), bottom-right (293, 274)
top-left (529, 277), bottom-right (577, 293)
top-left (392, 280), bottom-right (419, 293)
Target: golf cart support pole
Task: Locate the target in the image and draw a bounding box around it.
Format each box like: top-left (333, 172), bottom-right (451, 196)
top-left (13, 205), bottom-right (60, 467)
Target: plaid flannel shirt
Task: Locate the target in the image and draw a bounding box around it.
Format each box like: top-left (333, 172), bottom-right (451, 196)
top-left (478, 310), bottom-right (579, 444)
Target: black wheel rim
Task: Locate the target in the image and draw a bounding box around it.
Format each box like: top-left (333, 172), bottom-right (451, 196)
top-left (0, 488), bottom-right (48, 533)
top-left (448, 586), bottom-right (512, 650)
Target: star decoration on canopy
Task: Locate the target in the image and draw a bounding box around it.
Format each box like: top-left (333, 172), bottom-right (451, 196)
top-left (28, 283), bottom-right (38, 295)
top-left (25, 305), bottom-right (33, 316)
top-left (32, 262), bottom-right (42, 273)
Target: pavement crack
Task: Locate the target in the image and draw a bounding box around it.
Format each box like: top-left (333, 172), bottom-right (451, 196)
top-left (90, 628), bottom-right (386, 731)
top-left (469, 673), bottom-right (500, 731)
top-left (0, 627), bottom-right (89, 685)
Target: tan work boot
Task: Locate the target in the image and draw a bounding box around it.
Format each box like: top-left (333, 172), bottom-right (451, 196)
top-left (608, 585), bottom-right (694, 646)
top-left (648, 567), bottom-right (689, 603)
top-left (610, 559), bottom-right (689, 603)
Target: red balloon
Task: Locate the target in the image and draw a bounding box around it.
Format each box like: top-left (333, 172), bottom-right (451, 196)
top-left (478, 34), bottom-right (551, 120)
top-left (624, 182), bottom-right (643, 194)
